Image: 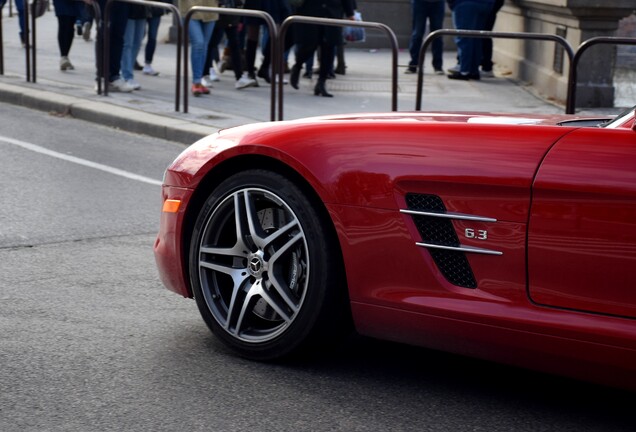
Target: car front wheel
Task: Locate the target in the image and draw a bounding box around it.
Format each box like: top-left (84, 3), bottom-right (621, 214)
top-left (189, 169), bottom-right (347, 360)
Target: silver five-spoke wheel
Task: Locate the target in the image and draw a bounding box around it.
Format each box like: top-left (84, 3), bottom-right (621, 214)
top-left (190, 170), bottom-right (348, 360)
top-left (197, 187), bottom-right (309, 343)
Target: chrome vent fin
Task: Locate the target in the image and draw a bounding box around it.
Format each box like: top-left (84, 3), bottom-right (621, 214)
top-left (402, 193), bottom-right (501, 289)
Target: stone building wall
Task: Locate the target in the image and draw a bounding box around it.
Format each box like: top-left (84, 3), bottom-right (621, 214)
top-left (493, 1), bottom-right (635, 107)
top-left (617, 13), bottom-right (636, 69)
top-left (355, 0), bottom-right (635, 108)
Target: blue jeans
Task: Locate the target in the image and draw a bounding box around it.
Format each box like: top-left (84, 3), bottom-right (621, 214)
top-left (144, 16), bottom-right (161, 65)
top-left (189, 20), bottom-right (215, 84)
top-left (121, 18), bottom-right (146, 81)
top-left (14, 0), bottom-right (25, 42)
top-left (453, 0), bottom-right (493, 75)
top-left (408, 0), bottom-right (445, 70)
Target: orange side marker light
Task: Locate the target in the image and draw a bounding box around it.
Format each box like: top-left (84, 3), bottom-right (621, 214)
top-left (162, 199), bottom-right (181, 213)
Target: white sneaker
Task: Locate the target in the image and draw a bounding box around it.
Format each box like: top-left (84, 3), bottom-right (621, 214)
top-left (209, 69), bottom-right (220, 82)
top-left (82, 22), bottom-right (92, 41)
top-left (235, 73), bottom-right (257, 89)
top-left (126, 79), bottom-right (141, 90)
top-left (60, 56), bottom-right (74, 71)
top-left (201, 75), bottom-right (215, 88)
top-left (142, 64), bottom-right (159, 76)
top-left (108, 78), bottom-right (135, 93)
top-left (481, 69), bottom-right (495, 78)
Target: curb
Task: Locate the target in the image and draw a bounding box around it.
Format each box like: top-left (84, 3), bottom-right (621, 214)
top-left (0, 82), bottom-right (219, 145)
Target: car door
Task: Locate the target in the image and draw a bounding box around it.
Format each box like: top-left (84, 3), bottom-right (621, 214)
top-left (528, 126), bottom-right (636, 318)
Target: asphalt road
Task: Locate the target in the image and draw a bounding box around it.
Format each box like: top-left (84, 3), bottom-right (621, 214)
top-left (1, 103), bottom-right (635, 432)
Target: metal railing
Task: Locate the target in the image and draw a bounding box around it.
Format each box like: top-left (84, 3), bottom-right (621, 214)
top-left (28, 0), bottom-right (101, 84)
top-left (84, 1), bottom-right (104, 93)
top-left (277, 15), bottom-right (398, 121)
top-left (567, 36), bottom-right (636, 114)
top-left (0, 0), bottom-right (33, 79)
top-left (416, 29), bottom-right (575, 113)
top-left (2, 10), bottom-right (635, 120)
top-left (23, 0), bottom-right (31, 81)
top-left (0, 3), bottom-right (5, 74)
top-left (25, 0), bottom-right (51, 82)
top-left (103, 0), bottom-right (181, 108)
top-left (182, 7), bottom-right (276, 118)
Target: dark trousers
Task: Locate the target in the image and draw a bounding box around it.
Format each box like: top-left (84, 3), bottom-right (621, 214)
top-left (294, 27), bottom-right (334, 83)
top-left (259, 28), bottom-right (294, 73)
top-left (95, 0), bottom-right (129, 82)
top-left (453, 0), bottom-right (493, 75)
top-left (57, 15), bottom-right (75, 57)
top-left (205, 23), bottom-right (243, 80)
top-left (408, 0), bottom-right (445, 70)
top-left (481, 0), bottom-right (503, 71)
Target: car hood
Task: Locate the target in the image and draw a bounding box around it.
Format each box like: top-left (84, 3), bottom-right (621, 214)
top-left (167, 111), bottom-right (581, 200)
top-left (300, 111), bottom-right (603, 126)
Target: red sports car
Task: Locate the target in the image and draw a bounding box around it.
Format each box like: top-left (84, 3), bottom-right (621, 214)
top-left (154, 107), bottom-right (636, 389)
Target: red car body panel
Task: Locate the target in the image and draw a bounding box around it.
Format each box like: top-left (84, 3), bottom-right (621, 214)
top-left (529, 128), bottom-right (636, 319)
top-left (154, 185), bottom-right (193, 298)
top-left (154, 111), bottom-right (636, 389)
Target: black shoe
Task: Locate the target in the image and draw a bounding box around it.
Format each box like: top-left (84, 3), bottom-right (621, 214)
top-left (335, 64), bottom-right (346, 75)
top-left (447, 71), bottom-right (470, 80)
top-left (76, 24), bottom-right (83, 36)
top-left (327, 71), bottom-right (336, 79)
top-left (134, 61), bottom-right (143, 71)
top-left (302, 71), bottom-right (312, 79)
top-left (314, 80), bottom-right (333, 97)
top-left (257, 67), bottom-right (271, 84)
top-left (290, 64), bottom-right (301, 89)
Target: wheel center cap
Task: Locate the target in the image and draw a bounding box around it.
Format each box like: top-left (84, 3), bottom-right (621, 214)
top-left (247, 253), bottom-right (265, 278)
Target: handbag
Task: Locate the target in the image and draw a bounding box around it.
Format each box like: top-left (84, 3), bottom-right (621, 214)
top-left (344, 11), bottom-right (365, 43)
top-left (30, 0), bottom-right (49, 18)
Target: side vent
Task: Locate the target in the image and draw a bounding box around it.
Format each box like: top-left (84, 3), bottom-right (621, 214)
top-left (404, 193), bottom-right (478, 288)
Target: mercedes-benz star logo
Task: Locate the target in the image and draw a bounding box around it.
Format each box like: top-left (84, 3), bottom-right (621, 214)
top-left (249, 257), bottom-right (262, 274)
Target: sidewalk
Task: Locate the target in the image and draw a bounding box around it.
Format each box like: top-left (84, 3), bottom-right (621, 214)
top-left (0, 11), bottom-right (568, 144)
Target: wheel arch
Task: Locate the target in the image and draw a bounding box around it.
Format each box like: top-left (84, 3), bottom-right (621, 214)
top-left (180, 154), bottom-right (350, 305)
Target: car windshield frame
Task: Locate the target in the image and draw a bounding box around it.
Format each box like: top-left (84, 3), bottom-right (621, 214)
top-left (602, 105), bottom-right (636, 129)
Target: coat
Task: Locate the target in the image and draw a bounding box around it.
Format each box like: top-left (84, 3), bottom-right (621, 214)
top-left (179, 0), bottom-right (219, 22)
top-left (53, 0), bottom-right (83, 17)
top-left (295, 0), bottom-right (355, 45)
top-left (243, 0), bottom-right (291, 25)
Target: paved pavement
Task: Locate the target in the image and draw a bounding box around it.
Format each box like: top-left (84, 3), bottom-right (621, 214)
top-left (0, 10), bottom-right (614, 145)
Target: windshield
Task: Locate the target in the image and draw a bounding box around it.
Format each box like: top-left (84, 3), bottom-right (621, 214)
top-left (603, 105), bottom-right (636, 129)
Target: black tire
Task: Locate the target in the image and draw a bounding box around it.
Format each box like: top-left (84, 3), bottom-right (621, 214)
top-left (189, 169), bottom-right (347, 360)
